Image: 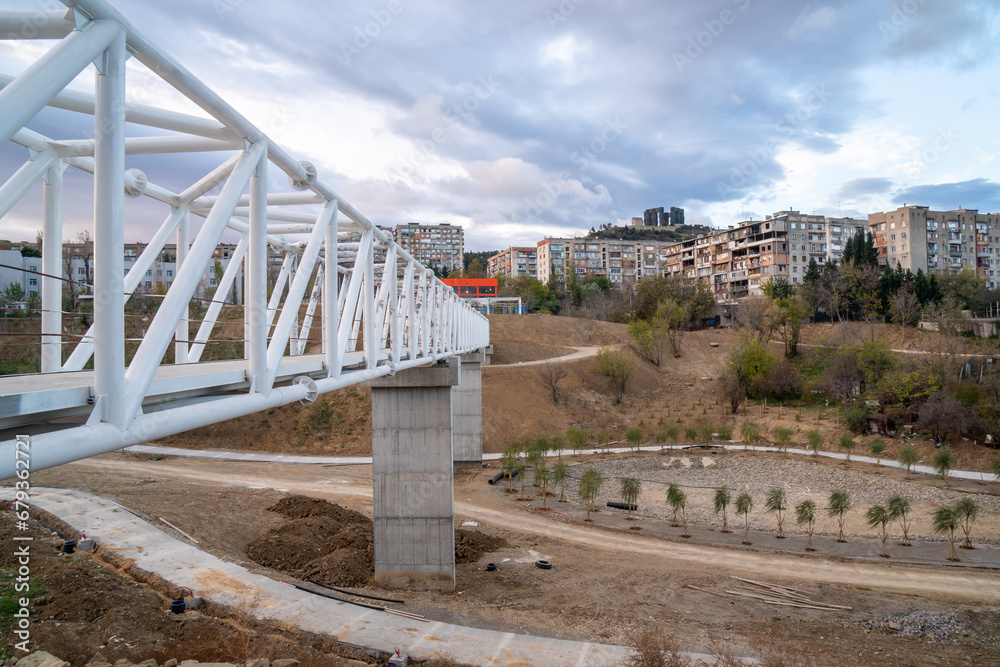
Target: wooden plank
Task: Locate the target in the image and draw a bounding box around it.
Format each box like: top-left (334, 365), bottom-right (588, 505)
top-left (732, 576), bottom-right (809, 596)
top-left (687, 585), bottom-right (728, 598)
top-left (159, 517), bottom-right (199, 544)
top-left (726, 589), bottom-right (851, 611)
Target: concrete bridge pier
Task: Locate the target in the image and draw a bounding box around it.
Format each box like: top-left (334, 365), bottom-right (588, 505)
top-left (368, 358), bottom-right (461, 591)
top-left (452, 346), bottom-right (491, 468)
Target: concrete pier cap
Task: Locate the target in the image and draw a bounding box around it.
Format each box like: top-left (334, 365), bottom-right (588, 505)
top-left (366, 357), bottom-right (462, 591)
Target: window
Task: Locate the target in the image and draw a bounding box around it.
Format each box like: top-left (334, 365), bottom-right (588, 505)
top-left (77, 267), bottom-right (85, 275)
top-left (28, 278), bottom-right (36, 286)
top-left (209, 278), bottom-right (216, 286)
top-left (166, 270), bottom-right (173, 278)
top-left (146, 270), bottom-right (152, 276)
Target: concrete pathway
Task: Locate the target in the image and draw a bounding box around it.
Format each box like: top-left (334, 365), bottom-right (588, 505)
top-left (23, 487), bottom-right (631, 667)
top-left (126, 443), bottom-right (1000, 482)
top-left (488, 346), bottom-right (601, 368)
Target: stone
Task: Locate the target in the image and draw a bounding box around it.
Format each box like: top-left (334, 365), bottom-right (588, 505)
top-left (272, 661), bottom-right (299, 667)
top-left (15, 653), bottom-right (69, 667)
top-left (137, 661), bottom-right (157, 667)
top-left (162, 661), bottom-right (178, 667)
top-left (245, 660), bottom-right (269, 667)
top-left (888, 622), bottom-right (901, 631)
top-left (85, 654), bottom-right (111, 667)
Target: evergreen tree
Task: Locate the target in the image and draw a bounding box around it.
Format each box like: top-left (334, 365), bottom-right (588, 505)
top-left (914, 269), bottom-right (930, 304)
top-left (803, 257), bottom-right (822, 285)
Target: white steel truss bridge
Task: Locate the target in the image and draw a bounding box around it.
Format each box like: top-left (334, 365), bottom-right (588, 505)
top-left (0, 0), bottom-right (489, 479)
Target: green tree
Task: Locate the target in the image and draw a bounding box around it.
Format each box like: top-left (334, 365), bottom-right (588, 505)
top-left (664, 424), bottom-right (679, 450)
top-left (740, 422), bottom-right (761, 450)
top-left (578, 467), bottom-right (605, 521)
top-left (684, 427), bottom-right (698, 442)
top-left (595, 348), bottom-right (636, 405)
top-left (773, 427), bottom-right (793, 454)
top-left (666, 483), bottom-right (684, 527)
top-left (1, 281), bottom-right (25, 305)
top-left (954, 497), bottom-right (979, 549)
top-left (699, 424), bottom-right (714, 443)
top-left (465, 257), bottom-right (485, 278)
top-left (769, 294), bottom-right (809, 359)
top-left (596, 429), bottom-right (610, 454)
top-left (620, 477), bottom-right (642, 520)
top-left (795, 500), bottom-right (817, 551)
top-left (736, 492), bottom-right (753, 545)
top-left (567, 427), bottom-right (587, 452)
top-left (657, 296), bottom-right (687, 359)
top-left (838, 433), bottom-right (855, 463)
top-left (500, 445), bottom-right (518, 493)
top-left (887, 495), bottom-right (912, 547)
top-left (552, 461), bottom-right (569, 502)
top-left (932, 447), bottom-right (954, 485)
top-left (626, 427), bottom-right (643, 452)
top-left (628, 318), bottom-right (663, 367)
top-left (764, 487), bottom-right (787, 538)
top-left (869, 437), bottom-right (886, 471)
top-left (866, 504), bottom-right (892, 558)
top-left (550, 435), bottom-right (566, 459)
top-left (714, 486), bottom-right (732, 533)
top-left (535, 461), bottom-right (551, 509)
top-left (932, 506), bottom-right (961, 562)
top-left (828, 489), bottom-right (851, 543)
top-left (899, 444), bottom-right (918, 480)
top-left (807, 430), bottom-right (824, 455)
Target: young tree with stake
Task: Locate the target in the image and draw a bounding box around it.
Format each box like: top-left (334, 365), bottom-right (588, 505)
top-left (869, 437), bottom-right (886, 471)
top-left (932, 506), bottom-right (961, 562)
top-left (620, 477), bottom-right (641, 520)
top-left (887, 495), bottom-right (912, 547)
top-left (715, 486), bottom-right (732, 533)
top-left (829, 489), bottom-right (851, 543)
top-left (552, 461), bottom-right (569, 502)
top-left (899, 444), bottom-right (918, 480)
top-left (765, 487), bottom-right (788, 538)
top-left (807, 430), bottom-right (823, 455)
top-left (578, 467), bottom-right (605, 521)
top-left (933, 447), bottom-right (954, 486)
top-left (955, 497), bottom-right (979, 549)
top-left (667, 483), bottom-right (684, 527)
top-left (535, 461), bottom-right (551, 510)
top-left (795, 500), bottom-right (817, 551)
top-left (736, 492), bottom-right (753, 545)
top-left (866, 504), bottom-right (891, 558)
top-left (838, 433), bottom-right (855, 463)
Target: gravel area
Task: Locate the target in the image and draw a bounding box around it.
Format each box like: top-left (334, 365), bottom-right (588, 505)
top-left (551, 453), bottom-right (1000, 540)
top-left (857, 609), bottom-right (1000, 647)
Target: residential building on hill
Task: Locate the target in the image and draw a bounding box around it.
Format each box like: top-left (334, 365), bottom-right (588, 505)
top-left (394, 223), bottom-right (464, 272)
top-left (486, 247), bottom-right (537, 279)
top-left (868, 206), bottom-right (1000, 288)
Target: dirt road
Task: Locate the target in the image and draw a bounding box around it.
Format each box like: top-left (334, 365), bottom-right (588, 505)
top-left (59, 455), bottom-right (1000, 603)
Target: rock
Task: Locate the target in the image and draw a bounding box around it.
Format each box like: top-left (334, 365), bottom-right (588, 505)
top-left (85, 654), bottom-right (111, 667)
top-left (137, 661), bottom-right (157, 667)
top-left (16, 653), bottom-right (70, 667)
top-left (272, 661), bottom-right (299, 667)
top-left (112, 661), bottom-right (132, 667)
top-left (245, 660), bottom-right (269, 667)
top-left (162, 661), bottom-right (178, 667)
top-left (888, 622), bottom-right (901, 631)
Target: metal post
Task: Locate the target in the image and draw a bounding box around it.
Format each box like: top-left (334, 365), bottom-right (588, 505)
top-left (92, 26), bottom-right (126, 428)
top-left (248, 148), bottom-right (268, 393)
top-left (41, 161), bottom-right (65, 373)
top-left (363, 235), bottom-right (376, 369)
top-left (174, 210), bottom-right (189, 363)
top-left (324, 203), bottom-right (339, 377)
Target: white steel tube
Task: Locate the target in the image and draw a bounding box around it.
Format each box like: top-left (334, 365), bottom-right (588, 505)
top-left (53, 135), bottom-right (241, 156)
top-left (92, 27), bottom-right (127, 429)
top-left (0, 11), bottom-right (75, 39)
top-left (324, 204), bottom-right (339, 377)
top-left (188, 235), bottom-right (248, 362)
top-left (247, 148), bottom-right (268, 394)
top-left (266, 252), bottom-right (293, 328)
top-left (0, 72), bottom-right (234, 141)
top-left (264, 200), bottom-right (335, 389)
top-left (177, 153), bottom-right (240, 205)
top-left (0, 150), bottom-right (57, 218)
top-left (174, 211), bottom-right (189, 364)
top-left (40, 161), bottom-right (65, 373)
top-left (0, 19), bottom-right (121, 147)
top-left (363, 236), bottom-right (375, 369)
top-left (296, 264), bottom-right (323, 356)
top-left (337, 230), bottom-right (370, 358)
top-left (122, 142), bottom-right (265, 424)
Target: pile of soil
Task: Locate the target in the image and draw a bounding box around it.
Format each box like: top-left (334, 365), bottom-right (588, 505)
top-left (245, 496), bottom-right (507, 587)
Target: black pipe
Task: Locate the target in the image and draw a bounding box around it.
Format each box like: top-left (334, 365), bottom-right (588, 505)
top-left (607, 501), bottom-right (637, 511)
top-left (307, 579), bottom-right (404, 604)
top-left (488, 471), bottom-right (505, 485)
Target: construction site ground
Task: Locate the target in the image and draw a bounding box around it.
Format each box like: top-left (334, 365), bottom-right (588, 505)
top-left (5, 315), bottom-right (1000, 665)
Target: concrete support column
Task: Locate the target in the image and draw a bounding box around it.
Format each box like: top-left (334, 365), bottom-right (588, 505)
top-left (453, 348), bottom-right (488, 467)
top-left (368, 358), bottom-right (460, 591)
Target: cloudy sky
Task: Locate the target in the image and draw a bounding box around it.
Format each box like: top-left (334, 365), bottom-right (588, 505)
top-left (1, 0), bottom-right (999, 251)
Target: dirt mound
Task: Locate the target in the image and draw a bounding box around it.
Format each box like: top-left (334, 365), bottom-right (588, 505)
top-left (246, 495), bottom-right (506, 587)
top-left (455, 528), bottom-right (507, 564)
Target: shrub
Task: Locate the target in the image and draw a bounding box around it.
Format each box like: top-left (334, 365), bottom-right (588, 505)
top-left (845, 405), bottom-right (870, 434)
top-left (596, 348), bottom-right (636, 406)
top-left (716, 425), bottom-right (733, 441)
top-left (684, 427), bottom-right (697, 442)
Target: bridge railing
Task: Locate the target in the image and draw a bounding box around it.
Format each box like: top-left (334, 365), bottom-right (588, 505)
top-left (0, 0), bottom-right (489, 475)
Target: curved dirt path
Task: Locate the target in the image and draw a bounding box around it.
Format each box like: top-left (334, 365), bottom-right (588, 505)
top-left (489, 346), bottom-right (600, 367)
top-left (58, 456), bottom-right (1000, 603)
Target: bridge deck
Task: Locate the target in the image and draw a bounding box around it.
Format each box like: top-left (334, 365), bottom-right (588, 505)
top-left (0, 349), bottom-right (392, 429)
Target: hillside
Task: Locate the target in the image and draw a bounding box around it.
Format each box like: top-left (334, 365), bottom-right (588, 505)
top-left (586, 223), bottom-right (712, 243)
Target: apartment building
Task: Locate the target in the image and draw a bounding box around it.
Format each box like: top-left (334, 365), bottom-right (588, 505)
top-left (394, 223), bottom-right (464, 272)
top-left (535, 237), bottom-right (679, 284)
top-left (536, 238), bottom-right (571, 284)
top-left (774, 211), bottom-right (866, 282)
top-left (868, 206), bottom-right (1000, 288)
top-left (486, 247), bottom-right (537, 279)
